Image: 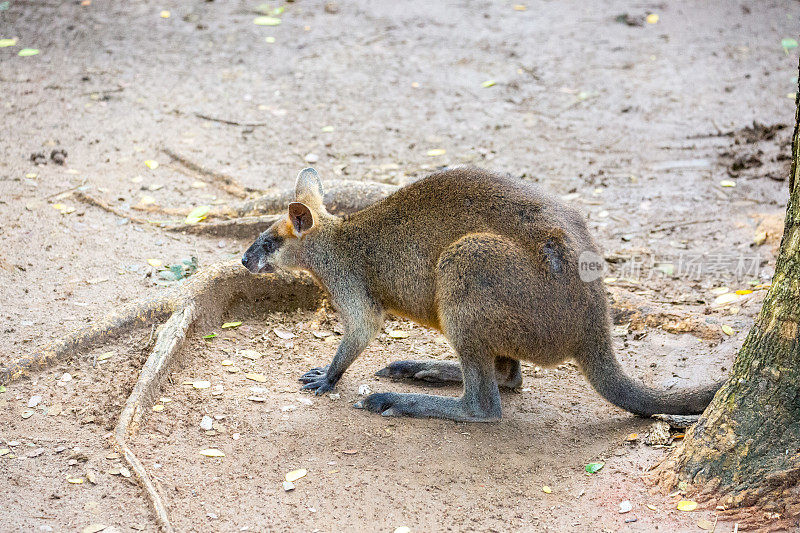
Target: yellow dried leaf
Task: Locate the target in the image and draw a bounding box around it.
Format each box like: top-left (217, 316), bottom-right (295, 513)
top-left (0, 38), bottom-right (18, 48)
top-left (198, 448), bottom-right (225, 457)
top-left (513, 4), bottom-right (527, 11)
top-left (388, 330), bottom-right (410, 339)
top-left (646, 503), bottom-right (657, 511)
top-left (285, 468), bottom-right (307, 482)
top-left (185, 205), bottom-right (211, 225)
top-left (221, 321), bottom-right (242, 329)
top-left (160, 10), bottom-right (170, 18)
top-left (676, 500), bottom-right (698, 512)
top-left (646, 13), bottom-right (659, 24)
top-left (245, 373), bottom-right (267, 383)
top-left (426, 148), bottom-right (446, 156)
top-left (192, 380), bottom-right (211, 389)
top-left (144, 159), bottom-right (159, 169)
top-left (147, 258), bottom-right (162, 267)
top-left (626, 433), bottom-right (638, 441)
top-left (721, 325), bottom-right (734, 336)
top-left (67, 477), bottom-right (85, 484)
top-left (152, 404), bottom-right (164, 412)
top-left (97, 351), bottom-right (114, 361)
top-left (735, 289), bottom-right (753, 295)
top-left (713, 293), bottom-right (739, 306)
top-left (220, 359), bottom-right (234, 366)
top-left (720, 179), bottom-right (736, 188)
top-left (542, 485), bottom-right (552, 494)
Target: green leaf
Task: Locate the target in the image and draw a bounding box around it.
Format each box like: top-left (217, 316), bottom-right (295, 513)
top-left (781, 38), bottom-right (798, 51)
top-left (273, 6), bottom-right (285, 15)
top-left (0, 38), bottom-right (17, 47)
top-left (254, 16), bottom-right (281, 26)
top-left (481, 79), bottom-right (496, 88)
top-left (0, 385), bottom-right (6, 393)
top-left (0, 2), bottom-right (10, 11)
top-left (18, 48), bottom-right (39, 57)
top-left (185, 205), bottom-right (211, 225)
top-left (585, 462), bottom-right (604, 474)
top-left (221, 321), bottom-right (242, 329)
top-left (203, 333), bottom-right (218, 339)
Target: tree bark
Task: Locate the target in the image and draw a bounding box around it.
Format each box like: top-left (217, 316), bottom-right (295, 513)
top-left (648, 59), bottom-right (800, 526)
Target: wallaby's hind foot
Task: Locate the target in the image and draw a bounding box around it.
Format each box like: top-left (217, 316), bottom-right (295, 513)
top-left (355, 391), bottom-right (501, 422)
top-left (376, 356), bottom-right (522, 389)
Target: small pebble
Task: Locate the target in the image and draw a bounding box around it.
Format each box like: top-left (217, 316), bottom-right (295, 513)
top-left (60, 373), bottom-right (72, 382)
top-left (304, 153), bottom-right (319, 163)
top-left (283, 481), bottom-right (295, 491)
top-left (200, 415), bottom-right (213, 431)
top-left (27, 395), bottom-right (42, 408)
top-left (358, 384), bottom-right (371, 396)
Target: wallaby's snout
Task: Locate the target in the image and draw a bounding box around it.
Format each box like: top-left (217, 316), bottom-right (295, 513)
top-left (242, 233), bottom-right (283, 274)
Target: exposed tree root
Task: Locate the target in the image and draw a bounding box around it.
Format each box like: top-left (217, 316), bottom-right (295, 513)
top-left (166, 214), bottom-right (280, 238)
top-left (161, 146), bottom-right (251, 198)
top-left (609, 286), bottom-right (725, 340)
top-left (1, 259), bottom-right (323, 531)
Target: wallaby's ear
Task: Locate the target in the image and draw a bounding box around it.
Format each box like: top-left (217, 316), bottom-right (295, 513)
top-left (295, 167), bottom-right (324, 205)
top-left (288, 201), bottom-right (314, 235)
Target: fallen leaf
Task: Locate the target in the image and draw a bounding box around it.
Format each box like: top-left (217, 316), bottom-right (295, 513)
top-left (18, 48), bottom-right (39, 57)
top-left (720, 179), bottom-right (736, 187)
top-left (312, 330), bottom-right (333, 338)
top-left (388, 330), bottom-right (410, 339)
top-left (246, 396), bottom-right (266, 402)
top-left (713, 293), bottom-right (739, 306)
top-left (160, 10), bottom-right (170, 18)
top-left (254, 16), bottom-right (281, 25)
top-left (0, 38), bottom-right (18, 47)
top-left (52, 203), bottom-right (75, 215)
top-left (0, 385), bottom-right (5, 393)
top-left (646, 13), bottom-right (659, 24)
top-left (274, 328), bottom-right (295, 339)
top-left (265, 36), bottom-right (276, 43)
top-left (221, 321), bottom-right (242, 329)
top-left (0, 449), bottom-right (10, 456)
top-left (203, 333), bottom-right (218, 339)
top-left (542, 485), bottom-right (552, 494)
top-left (192, 380), bottom-right (212, 389)
top-left (677, 500), bottom-right (698, 512)
top-left (721, 325), bottom-right (734, 336)
top-left (245, 373), bottom-right (267, 383)
top-left (239, 349), bottom-right (262, 360)
top-left (342, 449), bottom-right (358, 455)
top-left (147, 258), bottom-right (163, 267)
top-left (584, 462), bottom-right (604, 474)
top-left (119, 467), bottom-right (131, 477)
top-left (67, 477), bottom-right (85, 484)
top-left (220, 359), bottom-right (234, 366)
top-left (711, 286), bottom-right (730, 295)
top-left (646, 503), bottom-right (657, 511)
top-left (626, 433), bottom-right (639, 441)
top-left (86, 471), bottom-right (97, 484)
top-left (144, 160), bottom-right (159, 169)
top-left (185, 205), bottom-right (211, 225)
top-left (321, 125), bottom-right (334, 132)
top-left (481, 79), bottom-right (496, 88)
top-left (285, 468), bottom-right (307, 482)
top-left (735, 289), bottom-right (753, 295)
top-left (282, 480), bottom-right (295, 491)
top-left (697, 518), bottom-right (715, 531)
top-left (782, 38), bottom-right (799, 52)
top-left (152, 404), bottom-right (164, 412)
top-left (21, 410), bottom-right (34, 419)
top-left (27, 395), bottom-right (42, 408)
top-left (426, 148), bottom-right (446, 156)
top-left (98, 351), bottom-right (114, 362)
top-left (512, 4), bottom-right (527, 11)
top-left (199, 448), bottom-right (226, 457)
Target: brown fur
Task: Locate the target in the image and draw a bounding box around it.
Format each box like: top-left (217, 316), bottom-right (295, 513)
top-left (242, 167), bottom-right (723, 422)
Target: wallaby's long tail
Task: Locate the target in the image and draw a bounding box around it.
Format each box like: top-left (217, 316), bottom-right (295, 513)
top-left (579, 336), bottom-right (725, 416)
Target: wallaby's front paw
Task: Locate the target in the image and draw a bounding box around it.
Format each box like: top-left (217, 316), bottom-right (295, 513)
top-left (299, 366), bottom-right (329, 383)
top-left (299, 366), bottom-right (337, 395)
top-left (354, 392), bottom-right (404, 416)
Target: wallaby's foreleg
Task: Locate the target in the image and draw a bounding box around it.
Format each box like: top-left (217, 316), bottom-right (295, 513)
top-left (356, 346), bottom-right (501, 422)
top-left (299, 305), bottom-right (383, 394)
top-left (375, 356), bottom-right (522, 389)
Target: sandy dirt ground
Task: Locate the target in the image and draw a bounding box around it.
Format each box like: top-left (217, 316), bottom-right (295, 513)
top-left (1, 0), bottom-right (798, 531)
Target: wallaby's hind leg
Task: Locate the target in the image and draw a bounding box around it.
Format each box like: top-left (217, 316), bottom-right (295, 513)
top-left (356, 346), bottom-right (501, 422)
top-left (375, 356), bottom-right (522, 389)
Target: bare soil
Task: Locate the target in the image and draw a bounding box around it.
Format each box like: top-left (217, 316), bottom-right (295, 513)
top-left (1, 1), bottom-right (798, 531)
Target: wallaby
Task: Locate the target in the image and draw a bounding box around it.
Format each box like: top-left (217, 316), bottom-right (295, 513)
top-left (241, 167), bottom-right (722, 422)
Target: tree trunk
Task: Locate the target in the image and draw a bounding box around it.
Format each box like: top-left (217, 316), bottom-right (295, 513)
top-left (648, 59), bottom-right (800, 527)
